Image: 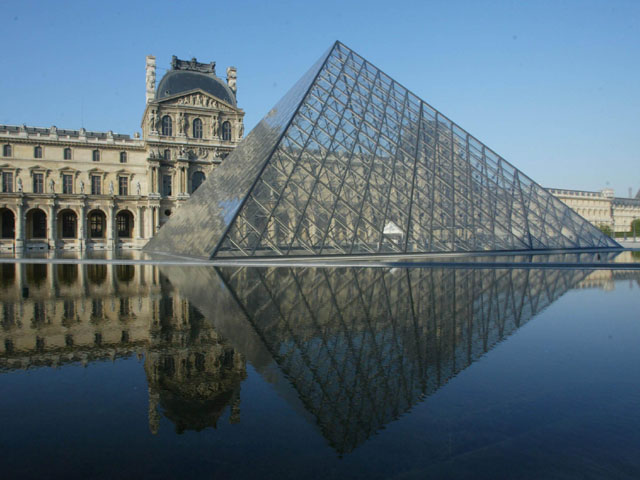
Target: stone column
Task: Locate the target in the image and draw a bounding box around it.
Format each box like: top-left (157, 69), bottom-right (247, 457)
top-left (136, 206), bottom-right (144, 239)
top-left (78, 263), bottom-right (88, 297)
top-left (79, 203), bottom-right (87, 251)
top-left (107, 203), bottom-right (116, 249)
top-left (183, 167), bottom-right (187, 193)
top-left (48, 262), bottom-right (56, 293)
top-left (48, 204), bottom-right (56, 249)
top-left (15, 201), bottom-right (24, 252)
top-left (153, 206), bottom-right (160, 234)
top-left (155, 167), bottom-right (160, 194)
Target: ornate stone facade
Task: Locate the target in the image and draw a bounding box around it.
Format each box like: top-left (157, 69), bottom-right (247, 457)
top-left (0, 55), bottom-right (244, 252)
top-left (548, 187), bottom-right (640, 234)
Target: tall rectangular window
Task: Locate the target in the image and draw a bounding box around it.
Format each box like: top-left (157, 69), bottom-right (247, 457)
top-left (118, 176), bottom-right (128, 196)
top-left (33, 173), bottom-right (44, 193)
top-left (2, 172), bottom-right (13, 193)
top-left (62, 174), bottom-right (73, 194)
top-left (91, 175), bottom-right (101, 195)
top-left (162, 175), bottom-right (172, 197)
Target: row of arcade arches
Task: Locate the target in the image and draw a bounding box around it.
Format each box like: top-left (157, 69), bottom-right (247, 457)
top-left (0, 208), bottom-right (135, 240)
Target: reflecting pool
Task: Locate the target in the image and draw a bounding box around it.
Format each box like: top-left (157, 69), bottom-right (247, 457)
top-left (1, 257), bottom-right (639, 478)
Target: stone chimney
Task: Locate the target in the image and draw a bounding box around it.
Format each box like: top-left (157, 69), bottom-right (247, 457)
top-left (226, 66), bottom-right (237, 95)
top-left (146, 55), bottom-right (156, 104)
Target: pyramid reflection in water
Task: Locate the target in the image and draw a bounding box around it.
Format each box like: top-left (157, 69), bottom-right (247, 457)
top-left (162, 257), bottom-right (597, 453)
top-left (146, 41), bottom-right (618, 259)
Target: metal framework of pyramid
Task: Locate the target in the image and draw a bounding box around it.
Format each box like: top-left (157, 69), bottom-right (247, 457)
top-left (146, 41), bottom-right (619, 259)
top-left (211, 262), bottom-right (592, 453)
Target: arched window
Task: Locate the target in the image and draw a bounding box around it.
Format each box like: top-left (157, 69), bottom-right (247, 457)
top-left (88, 210), bottom-right (106, 238)
top-left (59, 210), bottom-right (77, 238)
top-left (2, 144), bottom-right (11, 157)
top-left (116, 265), bottom-right (135, 282)
top-left (57, 264), bottom-right (78, 286)
top-left (1, 209), bottom-right (15, 239)
top-left (161, 115), bottom-right (173, 136)
top-left (164, 149), bottom-right (171, 160)
top-left (192, 171), bottom-right (205, 193)
top-left (63, 148), bottom-right (72, 160)
top-left (192, 118), bottom-right (203, 138)
top-left (92, 150), bottom-right (100, 162)
top-left (34, 146), bottom-right (43, 158)
top-left (28, 209), bottom-right (47, 239)
top-left (222, 121), bottom-right (232, 141)
top-left (87, 264), bottom-right (107, 285)
top-left (116, 211), bottom-right (133, 238)
top-left (119, 152), bottom-right (127, 163)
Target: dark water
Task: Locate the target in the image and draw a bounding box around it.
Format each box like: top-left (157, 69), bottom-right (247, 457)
top-left (1, 257), bottom-right (639, 479)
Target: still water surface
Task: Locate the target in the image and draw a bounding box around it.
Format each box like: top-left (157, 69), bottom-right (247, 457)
top-left (1, 258), bottom-right (639, 479)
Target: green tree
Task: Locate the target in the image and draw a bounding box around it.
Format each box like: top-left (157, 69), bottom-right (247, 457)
top-left (631, 219), bottom-right (640, 236)
top-left (597, 224), bottom-right (613, 237)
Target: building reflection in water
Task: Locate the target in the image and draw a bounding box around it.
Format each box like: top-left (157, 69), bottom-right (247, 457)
top-left (0, 261), bottom-right (247, 434)
top-left (0, 254), bottom-right (635, 452)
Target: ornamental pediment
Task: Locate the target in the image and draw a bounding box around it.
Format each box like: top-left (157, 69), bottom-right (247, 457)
top-left (157, 90), bottom-right (236, 112)
top-left (57, 167), bottom-right (79, 176)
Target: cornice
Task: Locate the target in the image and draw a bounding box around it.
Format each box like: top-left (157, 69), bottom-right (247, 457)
top-left (0, 135), bottom-right (146, 150)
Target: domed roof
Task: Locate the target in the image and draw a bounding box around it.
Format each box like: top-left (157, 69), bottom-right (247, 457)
top-left (156, 58), bottom-right (236, 107)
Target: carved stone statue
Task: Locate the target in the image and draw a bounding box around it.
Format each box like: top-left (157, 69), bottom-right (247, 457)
top-left (227, 66), bottom-right (237, 94)
top-left (238, 119), bottom-right (244, 139)
top-left (80, 180), bottom-right (84, 194)
top-left (136, 181), bottom-right (141, 195)
top-left (49, 178), bottom-right (55, 193)
top-left (178, 112), bottom-right (186, 135)
top-left (149, 110), bottom-right (157, 132)
top-left (211, 115), bottom-right (219, 138)
top-left (145, 55), bottom-right (156, 104)
top-left (17, 177), bottom-right (22, 192)
top-left (109, 181), bottom-right (114, 195)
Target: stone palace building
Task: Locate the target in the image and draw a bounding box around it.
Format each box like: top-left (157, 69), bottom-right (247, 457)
top-left (548, 188), bottom-right (640, 235)
top-left (0, 55), bottom-right (244, 252)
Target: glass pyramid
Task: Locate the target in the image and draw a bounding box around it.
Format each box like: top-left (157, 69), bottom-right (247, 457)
top-left (146, 41), bottom-right (619, 259)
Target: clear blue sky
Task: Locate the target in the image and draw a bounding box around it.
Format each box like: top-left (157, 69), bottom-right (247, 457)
top-left (1, 0), bottom-right (638, 196)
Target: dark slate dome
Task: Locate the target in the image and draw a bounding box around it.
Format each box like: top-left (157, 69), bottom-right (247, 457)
top-left (156, 69), bottom-right (236, 107)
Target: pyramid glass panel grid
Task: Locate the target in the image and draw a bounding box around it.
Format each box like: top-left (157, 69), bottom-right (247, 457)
top-left (145, 42), bottom-right (619, 259)
top-left (210, 259), bottom-right (593, 453)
